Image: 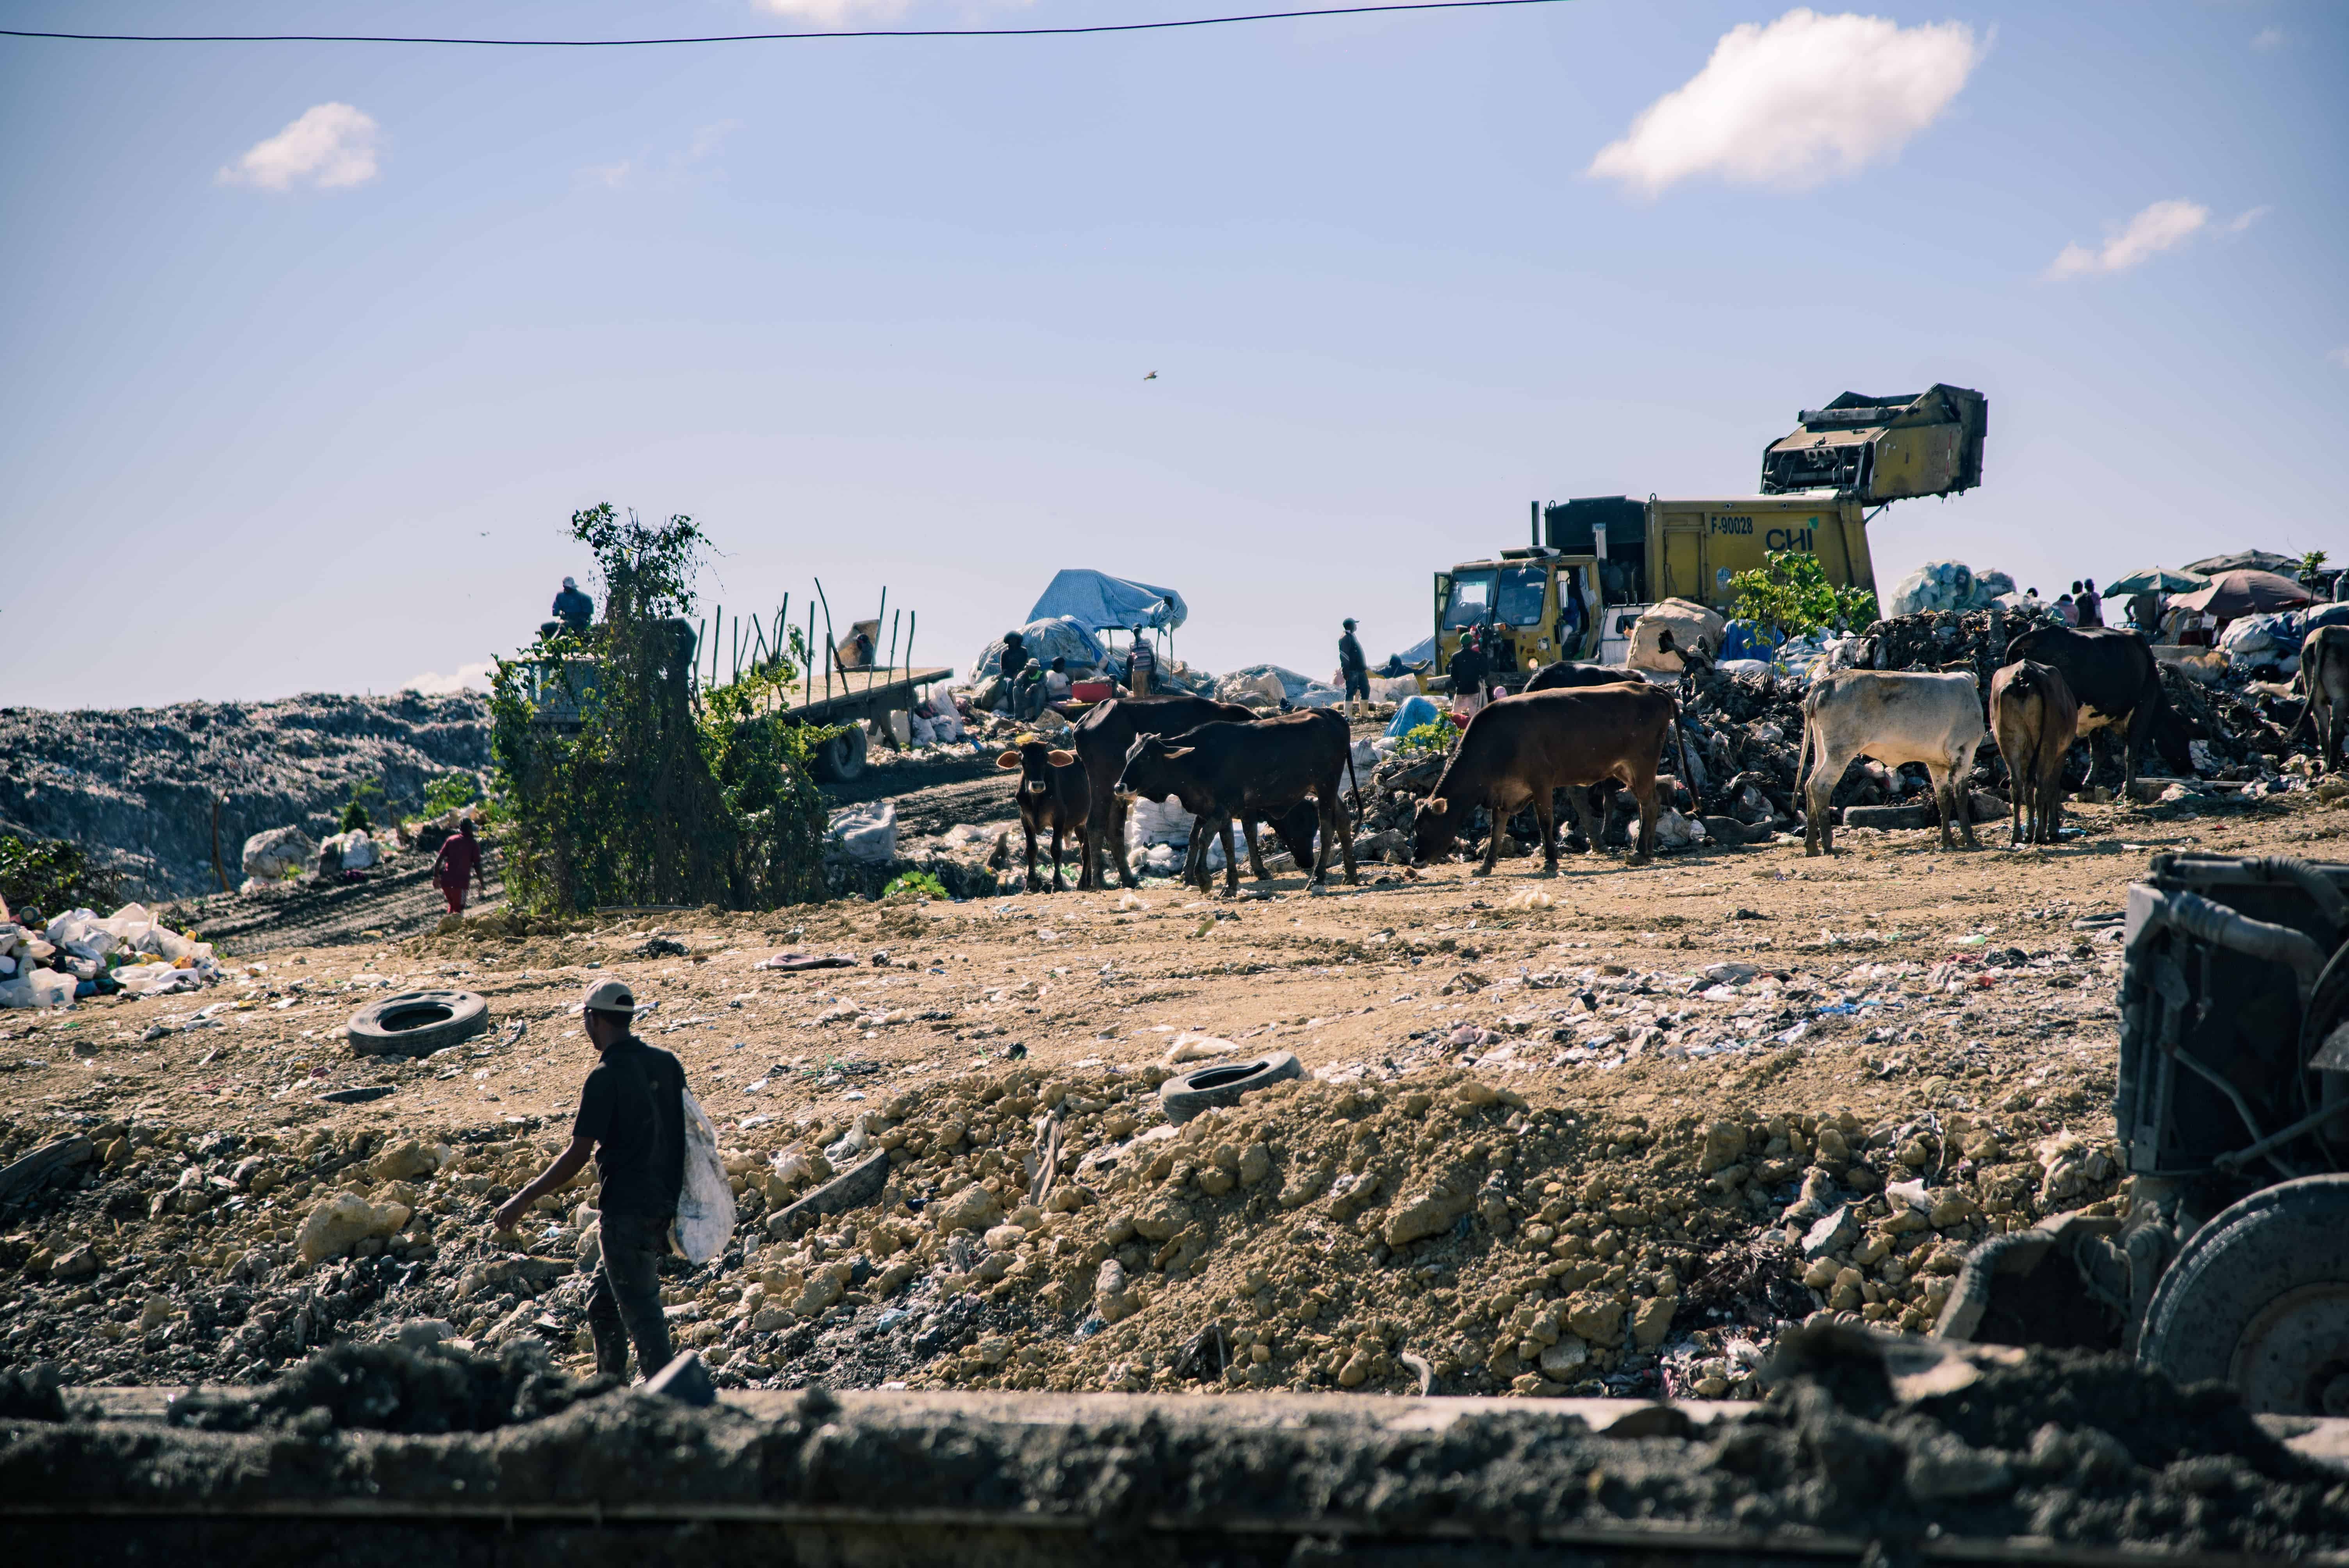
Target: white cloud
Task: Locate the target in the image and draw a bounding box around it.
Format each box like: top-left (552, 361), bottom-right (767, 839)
top-left (2250, 26), bottom-right (2284, 52)
top-left (2223, 205), bottom-right (2270, 234)
top-left (402, 661), bottom-right (495, 696)
top-left (1586, 9), bottom-right (1987, 196)
top-left (219, 103), bottom-right (381, 192)
top-left (2044, 199), bottom-right (2210, 280)
top-left (577, 119), bottom-right (741, 191)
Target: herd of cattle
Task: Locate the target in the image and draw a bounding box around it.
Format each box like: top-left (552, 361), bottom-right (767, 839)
top-left (990, 623), bottom-right (2349, 894)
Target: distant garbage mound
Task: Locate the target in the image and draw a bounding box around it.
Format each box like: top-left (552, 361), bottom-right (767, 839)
top-left (1884, 560), bottom-right (2015, 617)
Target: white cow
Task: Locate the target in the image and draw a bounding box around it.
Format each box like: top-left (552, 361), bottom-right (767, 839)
top-left (1798, 670), bottom-right (1986, 855)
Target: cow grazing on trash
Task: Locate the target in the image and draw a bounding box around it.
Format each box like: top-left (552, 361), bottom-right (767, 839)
top-left (996, 739), bottom-right (1090, 893)
top-left (1073, 694), bottom-right (1261, 890)
top-left (1115, 709), bottom-right (1359, 894)
top-left (1525, 660), bottom-right (1645, 692)
top-left (2293, 625), bottom-right (2349, 773)
top-left (1411, 684), bottom-right (1679, 873)
top-left (1798, 670), bottom-right (1985, 856)
top-left (2001, 625), bottom-right (2190, 796)
top-left (1990, 660), bottom-right (2080, 847)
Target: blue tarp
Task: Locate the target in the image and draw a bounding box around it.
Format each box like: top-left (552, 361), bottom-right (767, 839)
top-left (1386, 695), bottom-right (1441, 737)
top-left (1027, 569), bottom-right (1188, 633)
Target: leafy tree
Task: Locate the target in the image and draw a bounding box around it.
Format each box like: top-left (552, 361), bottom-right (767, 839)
top-left (339, 777), bottom-right (385, 834)
top-left (490, 505), bottom-right (835, 913)
top-left (421, 773), bottom-right (482, 817)
top-left (1727, 550), bottom-right (1879, 641)
top-left (2302, 549), bottom-right (2331, 586)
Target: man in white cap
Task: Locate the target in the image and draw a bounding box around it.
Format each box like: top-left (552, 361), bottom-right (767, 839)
top-left (495, 976), bottom-right (687, 1381)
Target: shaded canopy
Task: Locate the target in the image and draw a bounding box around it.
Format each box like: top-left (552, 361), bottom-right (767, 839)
top-left (2171, 569), bottom-right (2313, 620)
top-left (2103, 566), bottom-right (2208, 596)
top-left (2184, 549), bottom-right (2300, 577)
top-left (1027, 570), bottom-right (1187, 634)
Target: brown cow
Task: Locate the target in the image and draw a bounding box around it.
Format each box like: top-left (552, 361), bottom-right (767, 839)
top-left (1072, 694), bottom-right (1260, 889)
top-left (1990, 660), bottom-right (2079, 847)
top-left (1115, 710), bottom-right (1359, 894)
top-left (996, 739), bottom-right (1089, 893)
top-left (1411, 684), bottom-right (1677, 873)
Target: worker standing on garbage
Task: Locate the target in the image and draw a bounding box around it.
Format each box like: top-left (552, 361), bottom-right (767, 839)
top-left (1338, 618), bottom-right (1371, 720)
top-left (552, 576), bottom-right (593, 635)
top-left (430, 819), bottom-right (487, 916)
top-left (2077, 579), bottom-right (2104, 627)
top-left (1449, 625), bottom-right (1490, 718)
top-left (1126, 625), bottom-right (1157, 697)
top-left (496, 978), bottom-right (686, 1383)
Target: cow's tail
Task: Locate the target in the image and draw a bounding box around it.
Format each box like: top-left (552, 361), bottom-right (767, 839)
top-left (1666, 696), bottom-right (1694, 807)
top-left (1345, 732), bottom-right (1363, 821)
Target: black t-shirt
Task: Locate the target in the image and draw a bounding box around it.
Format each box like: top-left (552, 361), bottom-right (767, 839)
top-left (573, 1037), bottom-right (687, 1217)
top-left (1338, 632), bottom-right (1367, 675)
top-left (999, 643), bottom-right (1030, 680)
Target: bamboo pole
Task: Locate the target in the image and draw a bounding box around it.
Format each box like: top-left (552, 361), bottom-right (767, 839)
top-left (814, 579), bottom-right (840, 704)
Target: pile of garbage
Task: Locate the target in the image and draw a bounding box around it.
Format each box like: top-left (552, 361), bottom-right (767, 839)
top-left (0, 901), bottom-right (224, 1009)
top-left (0, 692), bottom-right (489, 900)
top-left (1884, 560), bottom-right (2015, 618)
top-left (2219, 602), bottom-right (2349, 677)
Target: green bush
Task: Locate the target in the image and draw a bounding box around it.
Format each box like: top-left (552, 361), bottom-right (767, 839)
top-left (422, 773), bottom-right (482, 818)
top-left (1394, 720), bottom-right (1454, 761)
top-left (0, 833), bottom-right (119, 918)
top-left (1727, 549), bottom-right (1878, 642)
top-left (883, 870), bottom-right (949, 902)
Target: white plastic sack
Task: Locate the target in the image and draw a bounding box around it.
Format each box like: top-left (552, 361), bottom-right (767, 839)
top-left (1215, 665), bottom-right (1313, 704)
top-left (320, 830), bottom-right (380, 871)
top-left (1369, 675), bottom-right (1421, 703)
top-left (671, 1089), bottom-right (736, 1265)
top-left (241, 825), bottom-right (314, 880)
top-left (1124, 796), bottom-right (1195, 850)
top-left (829, 801), bottom-right (898, 864)
top-left (1627, 599), bottom-right (1727, 673)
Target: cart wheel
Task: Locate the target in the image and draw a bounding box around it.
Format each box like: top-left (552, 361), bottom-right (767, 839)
top-left (2137, 1174), bottom-right (2349, 1415)
top-left (814, 724), bottom-right (868, 782)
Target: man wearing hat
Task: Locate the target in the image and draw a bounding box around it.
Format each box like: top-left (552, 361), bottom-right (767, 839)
top-left (495, 977), bottom-right (688, 1381)
top-left (1338, 618), bottom-right (1370, 720)
top-left (1125, 624), bottom-right (1157, 697)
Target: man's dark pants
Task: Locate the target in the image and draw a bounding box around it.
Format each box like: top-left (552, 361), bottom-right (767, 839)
top-left (589, 1209), bottom-right (675, 1379)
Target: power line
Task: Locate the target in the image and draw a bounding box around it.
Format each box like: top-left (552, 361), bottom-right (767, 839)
top-left (0, 0), bottom-right (1574, 47)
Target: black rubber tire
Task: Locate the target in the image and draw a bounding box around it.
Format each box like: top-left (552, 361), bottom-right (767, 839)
top-left (2137, 1174), bottom-right (2349, 1412)
top-left (1159, 1051), bottom-right (1305, 1124)
top-left (348, 989), bottom-right (490, 1057)
top-left (813, 724), bottom-right (868, 782)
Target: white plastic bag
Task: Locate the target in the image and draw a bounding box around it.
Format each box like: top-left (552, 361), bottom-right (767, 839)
top-left (829, 801), bottom-right (898, 864)
top-left (671, 1088), bottom-right (737, 1264)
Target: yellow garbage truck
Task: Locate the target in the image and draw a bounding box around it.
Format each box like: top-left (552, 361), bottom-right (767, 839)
top-left (1431, 384), bottom-right (1987, 685)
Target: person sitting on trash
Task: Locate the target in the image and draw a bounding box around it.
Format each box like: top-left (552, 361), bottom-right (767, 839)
top-left (1043, 655), bottom-right (1073, 704)
top-left (1338, 618), bottom-right (1371, 720)
top-left (430, 818), bottom-right (488, 916)
top-left (996, 631), bottom-right (1031, 713)
top-left (1126, 625), bottom-right (1158, 697)
top-left (552, 576), bottom-right (593, 635)
top-left (496, 977), bottom-right (688, 1384)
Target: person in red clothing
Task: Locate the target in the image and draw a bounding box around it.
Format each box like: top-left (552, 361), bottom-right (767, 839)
top-left (431, 819), bottom-right (487, 914)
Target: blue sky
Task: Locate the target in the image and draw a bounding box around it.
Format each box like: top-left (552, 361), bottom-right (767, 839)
top-left (3, 1), bottom-right (2343, 709)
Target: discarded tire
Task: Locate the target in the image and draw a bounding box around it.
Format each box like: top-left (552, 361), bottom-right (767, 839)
top-left (2137, 1174), bottom-right (2349, 1415)
top-left (348, 989), bottom-right (489, 1057)
top-left (813, 724), bottom-right (869, 782)
top-left (1159, 1050), bottom-right (1304, 1124)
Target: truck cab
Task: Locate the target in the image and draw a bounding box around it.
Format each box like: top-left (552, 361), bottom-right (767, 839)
top-left (1433, 550), bottom-right (1602, 688)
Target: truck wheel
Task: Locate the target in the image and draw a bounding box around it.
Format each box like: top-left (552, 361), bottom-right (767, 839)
top-left (2137, 1174), bottom-right (2349, 1415)
top-left (348, 989), bottom-right (489, 1058)
top-left (1159, 1051), bottom-right (1304, 1124)
top-left (813, 724), bottom-right (868, 782)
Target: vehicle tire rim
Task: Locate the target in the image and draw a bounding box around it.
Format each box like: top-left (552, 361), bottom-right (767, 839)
top-left (2228, 1282), bottom-right (2349, 1415)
